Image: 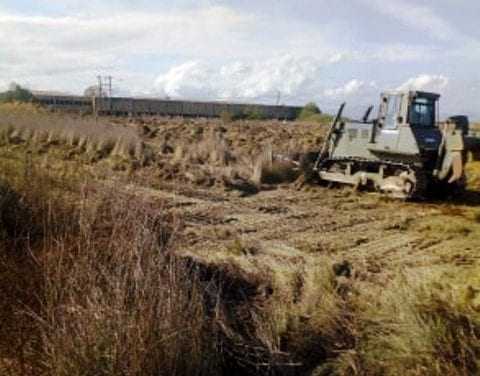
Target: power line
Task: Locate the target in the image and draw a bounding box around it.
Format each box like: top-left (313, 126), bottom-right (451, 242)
top-left (94, 75), bottom-right (113, 119)
top-left (96, 75), bottom-right (113, 98)
top-left (107, 76), bottom-right (112, 97)
top-left (97, 75), bottom-right (103, 98)
top-left (276, 90), bottom-right (282, 106)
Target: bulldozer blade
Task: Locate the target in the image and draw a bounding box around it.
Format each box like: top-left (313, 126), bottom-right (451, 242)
top-left (448, 151), bottom-right (464, 183)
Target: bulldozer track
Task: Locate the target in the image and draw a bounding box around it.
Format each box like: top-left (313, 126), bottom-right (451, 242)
top-left (318, 156), bottom-right (427, 199)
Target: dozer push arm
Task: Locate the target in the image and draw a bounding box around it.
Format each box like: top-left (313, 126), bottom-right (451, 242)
top-left (436, 126), bottom-right (465, 183)
top-left (362, 105), bottom-right (374, 123)
top-left (314, 102), bottom-right (346, 170)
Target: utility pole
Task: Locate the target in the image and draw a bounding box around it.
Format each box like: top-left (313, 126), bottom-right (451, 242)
top-left (96, 75), bottom-right (112, 97)
top-left (97, 75), bottom-right (103, 98)
top-left (95, 75), bottom-right (113, 117)
top-left (106, 76), bottom-right (112, 113)
top-left (107, 76), bottom-right (112, 97)
top-left (94, 76), bottom-right (103, 122)
top-left (96, 75), bottom-right (114, 97)
top-left (276, 90), bottom-right (282, 106)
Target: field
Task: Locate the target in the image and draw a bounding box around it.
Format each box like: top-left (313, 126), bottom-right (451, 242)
top-left (1, 103), bottom-right (480, 375)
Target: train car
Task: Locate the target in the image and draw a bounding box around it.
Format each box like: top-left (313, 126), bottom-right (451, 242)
top-left (261, 105), bottom-right (275, 119)
top-left (181, 101), bottom-right (199, 117)
top-left (108, 97), bottom-right (134, 115)
top-left (285, 106), bottom-right (301, 120)
top-left (197, 102), bottom-right (212, 117)
top-left (228, 103), bottom-right (246, 118)
top-left (150, 99), bottom-right (169, 116)
top-left (35, 94), bottom-right (91, 113)
top-left (212, 102), bottom-right (228, 117)
top-left (132, 98), bottom-right (151, 115)
top-left (162, 100), bottom-right (182, 116)
top-left (34, 94), bottom-right (302, 120)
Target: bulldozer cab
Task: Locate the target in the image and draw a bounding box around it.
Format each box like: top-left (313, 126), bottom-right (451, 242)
top-left (378, 91), bottom-right (439, 130)
top-left (372, 91), bottom-right (442, 154)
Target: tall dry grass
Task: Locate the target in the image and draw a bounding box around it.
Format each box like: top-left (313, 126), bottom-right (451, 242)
top-left (332, 270), bottom-right (480, 376)
top-left (171, 129), bottom-right (300, 190)
top-left (0, 155), bottom-right (223, 375)
top-left (0, 103), bottom-right (147, 163)
top-left (36, 191), bottom-right (221, 376)
top-left (0, 149), bottom-right (357, 375)
top-left (171, 128), bottom-right (252, 188)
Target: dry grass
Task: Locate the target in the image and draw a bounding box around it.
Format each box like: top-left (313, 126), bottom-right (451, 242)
top-left (145, 116), bottom-right (324, 191)
top-left (0, 148), bottom-right (352, 375)
top-left (0, 103), bottom-right (147, 163)
top-left (2, 105), bottom-right (480, 375)
top-left (466, 161), bottom-right (480, 191)
top-left (171, 129), bottom-right (301, 190)
top-left (170, 128), bottom-right (257, 190)
top-left (341, 269), bottom-right (480, 376)
top-left (0, 156), bottom-right (222, 375)
top-left (35, 192), bottom-right (220, 376)
top-left (187, 242), bottom-right (355, 374)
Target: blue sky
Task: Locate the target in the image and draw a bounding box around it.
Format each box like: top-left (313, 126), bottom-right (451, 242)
top-left (1, 0), bottom-right (479, 118)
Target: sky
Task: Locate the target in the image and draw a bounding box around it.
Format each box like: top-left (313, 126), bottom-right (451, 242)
top-left (1, 0), bottom-right (480, 119)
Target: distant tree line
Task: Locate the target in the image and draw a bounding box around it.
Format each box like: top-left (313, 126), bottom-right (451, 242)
top-left (221, 102), bottom-right (334, 123)
top-left (298, 102), bottom-right (333, 124)
top-left (0, 83), bottom-right (35, 103)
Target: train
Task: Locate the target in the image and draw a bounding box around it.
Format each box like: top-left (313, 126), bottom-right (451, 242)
top-left (34, 94), bottom-right (302, 120)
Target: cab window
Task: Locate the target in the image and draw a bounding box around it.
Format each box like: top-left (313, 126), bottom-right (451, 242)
top-left (409, 97), bottom-right (435, 127)
top-left (384, 95), bottom-right (402, 130)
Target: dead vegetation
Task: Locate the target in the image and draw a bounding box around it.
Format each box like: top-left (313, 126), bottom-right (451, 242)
top-left (347, 270), bottom-right (480, 375)
top-left (0, 103), bottom-right (148, 165)
top-left (146, 117), bottom-right (317, 194)
top-left (0, 103), bottom-right (317, 195)
top-left (34, 193), bottom-right (219, 376)
top-left (1, 104), bottom-right (480, 375)
top-left (0, 146), bottom-right (352, 376)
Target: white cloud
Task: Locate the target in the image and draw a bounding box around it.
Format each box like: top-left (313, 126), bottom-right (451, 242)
top-left (370, 44), bottom-right (436, 63)
top-left (154, 61), bottom-right (215, 99)
top-left (154, 55), bottom-right (325, 102)
top-left (396, 74), bottom-right (449, 92)
top-left (13, 4), bottom-right (442, 93)
top-left (0, 6), bottom-right (260, 88)
top-left (358, 0), bottom-right (462, 42)
top-left (335, 44), bottom-right (438, 65)
top-left (1, 1), bottom-right (478, 118)
top-left (0, 3), bottom-right (447, 96)
top-left (356, 0), bottom-right (480, 63)
top-left (324, 79), bottom-right (366, 98)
